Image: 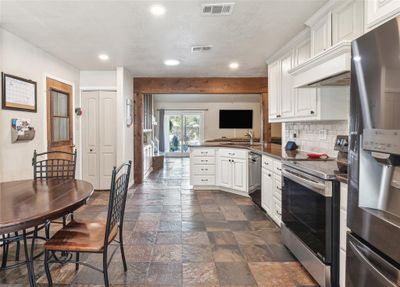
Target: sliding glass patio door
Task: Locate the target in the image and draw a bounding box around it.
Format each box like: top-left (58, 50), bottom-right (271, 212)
top-left (164, 111), bottom-right (204, 156)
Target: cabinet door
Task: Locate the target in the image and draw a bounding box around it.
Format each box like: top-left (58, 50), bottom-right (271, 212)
top-left (365, 0), bottom-right (400, 30)
top-left (294, 88), bottom-right (317, 117)
top-left (216, 157), bottom-right (232, 189)
top-left (268, 61), bottom-right (280, 120)
top-left (231, 159), bottom-right (247, 192)
top-left (332, 0), bottom-right (363, 44)
top-left (261, 169), bottom-right (273, 214)
top-left (294, 38), bottom-right (311, 66)
top-left (311, 12), bottom-right (332, 56)
top-left (280, 51), bottom-right (294, 118)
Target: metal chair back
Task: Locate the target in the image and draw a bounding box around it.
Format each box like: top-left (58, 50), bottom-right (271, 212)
top-left (104, 161), bottom-right (132, 246)
top-left (32, 150), bottom-right (77, 179)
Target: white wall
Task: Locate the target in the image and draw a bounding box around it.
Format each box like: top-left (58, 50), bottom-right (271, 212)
top-left (0, 28), bottom-right (80, 182)
top-left (154, 99), bottom-right (261, 142)
top-left (116, 67), bottom-right (134, 183)
top-left (80, 70), bottom-right (116, 88)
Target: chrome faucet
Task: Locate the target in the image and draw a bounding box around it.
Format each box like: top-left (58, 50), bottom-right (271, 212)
top-left (245, 130), bottom-right (254, 145)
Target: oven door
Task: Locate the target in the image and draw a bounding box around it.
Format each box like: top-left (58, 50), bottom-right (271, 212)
top-left (282, 166), bottom-right (332, 263)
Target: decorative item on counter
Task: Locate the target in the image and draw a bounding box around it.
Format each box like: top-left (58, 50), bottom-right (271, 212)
top-left (307, 153), bottom-right (329, 160)
top-left (11, 118), bottom-right (35, 143)
top-left (75, 107), bottom-right (82, 116)
top-left (2, 73), bottom-right (37, 112)
top-left (126, 98), bottom-right (133, 126)
top-left (285, 141), bottom-right (298, 151)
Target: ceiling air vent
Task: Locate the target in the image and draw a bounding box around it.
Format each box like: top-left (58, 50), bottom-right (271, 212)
top-left (201, 3), bottom-right (235, 16)
top-left (191, 45), bottom-right (213, 53)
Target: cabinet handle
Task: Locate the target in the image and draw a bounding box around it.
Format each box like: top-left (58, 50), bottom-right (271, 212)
top-left (276, 210), bottom-right (282, 216)
top-left (277, 168), bottom-right (282, 171)
top-left (201, 168), bottom-right (208, 171)
top-left (268, 174), bottom-right (272, 177)
top-left (310, 110), bottom-right (315, 115)
top-left (264, 162), bottom-right (269, 165)
top-left (276, 186), bottom-right (281, 191)
top-left (201, 179), bottom-right (208, 182)
top-left (201, 160), bottom-right (208, 162)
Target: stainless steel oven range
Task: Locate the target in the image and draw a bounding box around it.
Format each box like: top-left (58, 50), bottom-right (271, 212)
top-left (281, 160), bottom-right (340, 287)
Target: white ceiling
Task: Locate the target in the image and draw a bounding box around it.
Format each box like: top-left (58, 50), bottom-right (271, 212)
top-left (0, 0), bottom-right (327, 77)
top-left (154, 93), bottom-right (261, 103)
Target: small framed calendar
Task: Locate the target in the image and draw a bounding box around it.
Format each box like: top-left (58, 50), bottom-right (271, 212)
top-left (2, 73), bottom-right (37, 112)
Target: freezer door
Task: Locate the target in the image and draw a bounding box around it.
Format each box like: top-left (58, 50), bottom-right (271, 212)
top-left (346, 234), bottom-right (400, 287)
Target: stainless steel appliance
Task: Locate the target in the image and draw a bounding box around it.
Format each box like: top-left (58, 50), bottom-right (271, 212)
top-left (347, 16), bottom-right (400, 287)
top-left (248, 152), bottom-right (262, 207)
top-left (281, 160), bottom-right (340, 287)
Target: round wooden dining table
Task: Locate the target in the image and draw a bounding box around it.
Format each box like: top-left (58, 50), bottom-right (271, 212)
top-left (0, 178), bottom-right (94, 286)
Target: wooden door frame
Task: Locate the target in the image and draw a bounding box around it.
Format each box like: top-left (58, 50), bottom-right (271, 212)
top-left (45, 75), bottom-right (77, 167)
top-left (133, 77), bottom-right (269, 184)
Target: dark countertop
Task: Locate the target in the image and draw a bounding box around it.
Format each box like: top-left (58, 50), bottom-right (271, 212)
top-left (191, 142), bottom-right (348, 183)
top-left (192, 142), bottom-right (316, 160)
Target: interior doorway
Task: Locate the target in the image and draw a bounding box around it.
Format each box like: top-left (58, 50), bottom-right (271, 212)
top-left (164, 111), bottom-right (204, 157)
top-left (81, 90), bottom-right (116, 190)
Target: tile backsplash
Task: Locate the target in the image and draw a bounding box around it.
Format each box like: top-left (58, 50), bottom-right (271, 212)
top-left (283, 120), bottom-right (349, 156)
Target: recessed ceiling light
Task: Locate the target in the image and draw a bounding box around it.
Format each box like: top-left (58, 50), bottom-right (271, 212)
top-left (164, 59), bottom-right (180, 66)
top-left (150, 4), bottom-right (166, 16)
top-left (98, 54), bottom-right (109, 61)
top-left (229, 62), bottom-right (239, 69)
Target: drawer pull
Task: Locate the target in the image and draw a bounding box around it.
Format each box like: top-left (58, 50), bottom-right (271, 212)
top-left (276, 168), bottom-right (282, 171)
top-left (201, 179), bottom-right (208, 182)
top-left (276, 210), bottom-right (282, 216)
top-left (268, 174), bottom-right (272, 177)
top-left (264, 162), bottom-right (269, 165)
top-left (201, 160), bottom-right (208, 162)
top-left (276, 186), bottom-right (281, 191)
top-left (201, 168), bottom-right (208, 171)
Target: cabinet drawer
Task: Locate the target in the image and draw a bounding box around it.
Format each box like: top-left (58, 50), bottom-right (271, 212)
top-left (262, 155), bottom-right (274, 171)
top-left (191, 157), bottom-right (216, 165)
top-left (192, 175), bottom-right (216, 186)
top-left (218, 148), bottom-right (248, 159)
top-left (191, 148), bottom-right (216, 157)
top-left (192, 165), bottom-right (216, 175)
top-left (273, 160), bottom-right (282, 174)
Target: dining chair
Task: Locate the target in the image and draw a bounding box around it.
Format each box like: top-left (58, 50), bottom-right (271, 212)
top-left (43, 161), bottom-right (132, 287)
top-left (1, 149), bottom-right (78, 270)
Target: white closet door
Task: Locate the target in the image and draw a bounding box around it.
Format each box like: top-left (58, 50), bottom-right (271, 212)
top-left (98, 91), bottom-right (116, 190)
top-left (82, 91), bottom-right (100, 189)
top-left (82, 90), bottom-right (116, 190)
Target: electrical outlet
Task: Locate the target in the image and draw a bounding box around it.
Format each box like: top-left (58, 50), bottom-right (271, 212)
top-left (319, 130), bottom-right (327, 140)
top-left (292, 129), bottom-right (298, 139)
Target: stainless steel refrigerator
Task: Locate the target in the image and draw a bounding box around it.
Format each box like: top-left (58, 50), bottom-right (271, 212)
top-left (347, 17), bottom-right (400, 286)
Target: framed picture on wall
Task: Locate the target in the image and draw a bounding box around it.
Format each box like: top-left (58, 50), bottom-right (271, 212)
top-left (2, 73), bottom-right (37, 112)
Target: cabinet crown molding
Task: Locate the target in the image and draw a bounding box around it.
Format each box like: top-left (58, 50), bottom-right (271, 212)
top-left (304, 0), bottom-right (347, 27)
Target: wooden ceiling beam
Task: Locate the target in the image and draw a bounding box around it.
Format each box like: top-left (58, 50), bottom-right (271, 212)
top-left (134, 77), bottom-right (268, 94)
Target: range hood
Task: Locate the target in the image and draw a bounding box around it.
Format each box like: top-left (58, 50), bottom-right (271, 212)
top-left (289, 41), bottom-right (352, 88)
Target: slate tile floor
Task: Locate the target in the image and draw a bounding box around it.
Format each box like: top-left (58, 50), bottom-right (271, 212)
top-left (0, 158), bottom-right (317, 286)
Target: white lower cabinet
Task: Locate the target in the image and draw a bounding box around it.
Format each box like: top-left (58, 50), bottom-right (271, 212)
top-left (216, 157), bottom-right (232, 189)
top-left (231, 158), bottom-right (247, 192)
top-left (261, 154), bottom-right (282, 226)
top-left (261, 169), bottom-right (273, 214)
top-left (191, 147), bottom-right (248, 195)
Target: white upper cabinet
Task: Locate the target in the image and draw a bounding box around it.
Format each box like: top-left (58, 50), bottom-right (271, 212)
top-left (311, 12), bottom-right (332, 56)
top-left (280, 51), bottom-right (295, 118)
top-left (293, 39), bottom-right (318, 117)
top-left (365, 0), bottom-right (400, 31)
top-left (268, 61), bottom-right (281, 121)
top-left (332, 0), bottom-right (364, 44)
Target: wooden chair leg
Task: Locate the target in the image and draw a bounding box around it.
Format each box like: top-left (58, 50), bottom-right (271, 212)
top-left (103, 249), bottom-right (109, 287)
top-left (75, 252), bottom-right (80, 271)
top-left (44, 250), bottom-right (53, 287)
top-left (119, 229), bottom-right (127, 272)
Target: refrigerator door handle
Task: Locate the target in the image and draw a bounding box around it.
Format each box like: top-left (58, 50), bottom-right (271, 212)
top-left (349, 239), bottom-right (399, 287)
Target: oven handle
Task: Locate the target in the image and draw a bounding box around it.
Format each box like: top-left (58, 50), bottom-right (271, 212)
top-left (282, 168), bottom-right (331, 197)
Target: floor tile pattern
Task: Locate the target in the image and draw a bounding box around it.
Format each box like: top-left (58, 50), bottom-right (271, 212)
top-left (0, 158), bottom-right (317, 286)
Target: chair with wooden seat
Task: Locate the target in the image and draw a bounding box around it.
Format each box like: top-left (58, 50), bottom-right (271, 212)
top-left (43, 161), bottom-right (132, 287)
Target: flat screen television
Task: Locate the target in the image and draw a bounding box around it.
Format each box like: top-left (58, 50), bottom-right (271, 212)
top-left (219, 110), bottom-right (253, 129)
